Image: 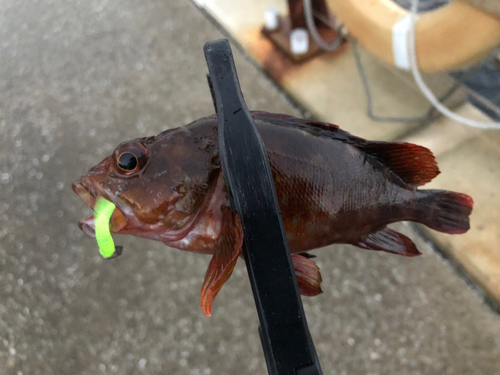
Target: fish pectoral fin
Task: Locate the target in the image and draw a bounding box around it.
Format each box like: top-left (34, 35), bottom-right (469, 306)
top-left (356, 228), bottom-right (421, 257)
top-left (200, 207), bottom-right (243, 317)
top-left (291, 253), bottom-right (323, 296)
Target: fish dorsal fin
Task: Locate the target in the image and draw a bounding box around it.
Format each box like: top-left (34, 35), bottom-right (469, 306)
top-left (251, 111), bottom-right (439, 186)
top-left (358, 142), bottom-right (440, 186)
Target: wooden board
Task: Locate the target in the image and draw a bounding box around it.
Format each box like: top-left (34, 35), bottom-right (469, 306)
top-left (410, 110), bottom-right (500, 304)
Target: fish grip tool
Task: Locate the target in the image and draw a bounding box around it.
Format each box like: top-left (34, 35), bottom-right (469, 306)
top-left (204, 39), bottom-right (323, 375)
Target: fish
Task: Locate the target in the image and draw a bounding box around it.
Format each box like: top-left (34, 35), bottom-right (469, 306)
top-left (73, 111), bottom-right (474, 316)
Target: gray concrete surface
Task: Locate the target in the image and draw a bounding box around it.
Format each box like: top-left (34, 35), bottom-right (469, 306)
top-left (0, 1), bottom-right (500, 374)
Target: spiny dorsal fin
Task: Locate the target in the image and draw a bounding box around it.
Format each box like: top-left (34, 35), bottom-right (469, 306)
top-left (298, 252), bottom-right (316, 259)
top-left (252, 111), bottom-right (440, 186)
top-left (358, 142), bottom-right (440, 186)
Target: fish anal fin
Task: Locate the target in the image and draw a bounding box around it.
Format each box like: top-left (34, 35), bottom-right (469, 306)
top-left (200, 207), bottom-right (243, 317)
top-left (356, 228), bottom-right (421, 257)
top-left (291, 253), bottom-right (323, 297)
top-left (359, 142), bottom-right (440, 186)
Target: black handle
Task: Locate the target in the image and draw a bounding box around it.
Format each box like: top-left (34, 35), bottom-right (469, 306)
top-left (204, 39), bottom-right (322, 375)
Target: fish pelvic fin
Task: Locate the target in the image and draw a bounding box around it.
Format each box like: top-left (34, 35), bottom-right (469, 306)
top-left (358, 142), bottom-right (440, 187)
top-left (200, 207), bottom-right (243, 317)
top-left (356, 227), bottom-right (422, 257)
top-left (416, 190), bottom-right (473, 234)
top-left (291, 253), bottom-right (323, 296)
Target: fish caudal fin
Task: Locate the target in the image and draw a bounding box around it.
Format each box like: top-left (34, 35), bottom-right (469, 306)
top-left (356, 227), bottom-right (422, 257)
top-left (291, 254), bottom-right (323, 296)
top-left (417, 190), bottom-right (474, 234)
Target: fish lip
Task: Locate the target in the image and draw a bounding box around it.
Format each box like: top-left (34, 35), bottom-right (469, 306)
top-left (73, 178), bottom-right (135, 236)
top-left (78, 215), bottom-right (96, 238)
top-left (72, 180), bottom-right (96, 209)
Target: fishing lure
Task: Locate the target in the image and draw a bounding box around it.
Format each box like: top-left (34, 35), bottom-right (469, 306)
top-left (94, 197), bottom-right (120, 259)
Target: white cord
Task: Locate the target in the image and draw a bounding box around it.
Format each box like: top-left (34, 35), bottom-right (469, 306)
top-left (303, 0), bottom-right (342, 51)
top-left (409, 0), bottom-right (500, 129)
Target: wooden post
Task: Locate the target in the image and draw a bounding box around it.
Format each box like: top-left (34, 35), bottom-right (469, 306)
top-left (288, 0), bottom-right (331, 29)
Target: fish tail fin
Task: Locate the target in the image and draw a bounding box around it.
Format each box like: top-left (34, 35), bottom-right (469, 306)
top-left (291, 254), bottom-right (323, 297)
top-left (417, 190), bottom-right (474, 234)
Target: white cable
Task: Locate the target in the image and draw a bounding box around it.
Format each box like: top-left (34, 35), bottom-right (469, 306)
top-left (409, 0), bottom-right (500, 129)
top-left (303, 0), bottom-right (342, 52)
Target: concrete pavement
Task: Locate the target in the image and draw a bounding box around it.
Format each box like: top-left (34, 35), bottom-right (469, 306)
top-left (1, 1), bottom-right (500, 374)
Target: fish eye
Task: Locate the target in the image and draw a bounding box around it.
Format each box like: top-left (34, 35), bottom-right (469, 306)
top-left (118, 152), bottom-right (138, 172)
top-left (113, 141), bottom-right (148, 176)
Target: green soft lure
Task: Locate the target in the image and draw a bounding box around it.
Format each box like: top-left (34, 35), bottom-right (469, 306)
top-left (94, 197), bottom-right (118, 259)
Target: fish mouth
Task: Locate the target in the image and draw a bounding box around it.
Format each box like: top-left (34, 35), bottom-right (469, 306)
top-left (72, 178), bottom-right (134, 237)
top-left (73, 175), bottom-right (212, 245)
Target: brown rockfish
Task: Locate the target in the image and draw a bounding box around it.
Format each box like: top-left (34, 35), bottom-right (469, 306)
top-left (73, 112), bottom-right (473, 316)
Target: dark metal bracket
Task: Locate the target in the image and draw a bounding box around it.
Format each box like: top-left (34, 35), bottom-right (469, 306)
top-left (261, 0), bottom-right (342, 63)
top-left (204, 39), bottom-right (323, 375)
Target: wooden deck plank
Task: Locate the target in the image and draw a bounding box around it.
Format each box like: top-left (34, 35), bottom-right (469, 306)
top-left (416, 119), bottom-right (500, 303)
